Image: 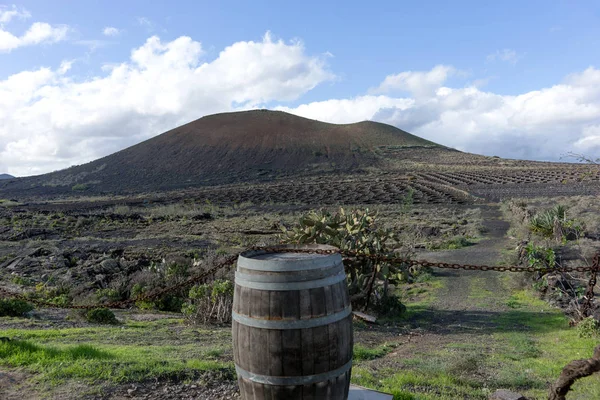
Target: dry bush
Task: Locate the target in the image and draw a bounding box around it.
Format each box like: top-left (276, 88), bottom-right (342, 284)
top-left (181, 280), bottom-right (233, 325)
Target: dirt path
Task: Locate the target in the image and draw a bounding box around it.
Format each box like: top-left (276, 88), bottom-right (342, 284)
top-left (354, 203), bottom-right (600, 399)
top-left (411, 203), bottom-right (514, 332)
top-left (360, 203), bottom-right (521, 383)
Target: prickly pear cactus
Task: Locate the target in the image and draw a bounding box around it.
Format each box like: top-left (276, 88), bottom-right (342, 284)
top-left (280, 208), bottom-right (409, 310)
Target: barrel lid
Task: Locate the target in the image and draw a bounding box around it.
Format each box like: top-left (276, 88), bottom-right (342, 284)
top-left (252, 252), bottom-right (328, 261)
top-left (238, 244), bottom-right (341, 272)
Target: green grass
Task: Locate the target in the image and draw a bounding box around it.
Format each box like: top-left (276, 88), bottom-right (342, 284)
top-left (353, 343), bottom-right (395, 361)
top-left (0, 198), bottom-right (21, 207)
top-left (400, 278), bottom-right (444, 322)
top-left (466, 276), bottom-right (503, 308)
top-left (0, 319), bottom-right (233, 385)
top-left (352, 279), bottom-right (600, 399)
top-left (427, 236), bottom-right (474, 251)
top-left (489, 291), bottom-right (600, 398)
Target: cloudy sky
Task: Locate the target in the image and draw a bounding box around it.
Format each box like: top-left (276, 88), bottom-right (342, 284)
top-left (1, 1), bottom-right (600, 176)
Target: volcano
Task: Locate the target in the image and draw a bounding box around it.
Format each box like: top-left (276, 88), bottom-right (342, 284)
top-left (0, 110), bottom-right (444, 195)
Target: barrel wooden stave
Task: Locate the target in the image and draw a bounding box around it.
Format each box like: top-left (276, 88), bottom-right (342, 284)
top-left (232, 248), bottom-right (352, 400)
top-left (233, 283), bottom-right (352, 375)
top-left (237, 372), bottom-right (351, 400)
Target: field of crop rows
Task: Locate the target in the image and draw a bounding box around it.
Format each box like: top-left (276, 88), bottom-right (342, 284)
top-left (181, 167), bottom-right (599, 206)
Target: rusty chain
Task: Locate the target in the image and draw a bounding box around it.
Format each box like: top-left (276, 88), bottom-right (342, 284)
top-left (1, 246), bottom-right (598, 311)
top-left (254, 246), bottom-right (599, 274)
top-left (0, 254), bottom-right (238, 310)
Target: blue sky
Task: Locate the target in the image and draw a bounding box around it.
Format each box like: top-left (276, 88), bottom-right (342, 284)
top-left (1, 1), bottom-right (600, 175)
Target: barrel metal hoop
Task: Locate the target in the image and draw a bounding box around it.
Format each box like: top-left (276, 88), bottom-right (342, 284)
top-left (235, 271), bottom-right (346, 291)
top-left (232, 306), bottom-right (352, 330)
top-left (237, 254), bottom-right (342, 272)
top-left (235, 264), bottom-right (344, 284)
top-left (235, 359), bottom-right (352, 386)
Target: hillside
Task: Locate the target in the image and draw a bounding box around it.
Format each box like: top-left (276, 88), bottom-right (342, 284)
top-left (0, 110), bottom-right (443, 195)
top-left (0, 174), bottom-right (14, 180)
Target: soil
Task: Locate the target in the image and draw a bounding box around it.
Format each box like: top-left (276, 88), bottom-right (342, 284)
top-left (411, 204), bottom-right (513, 329)
top-left (98, 373), bottom-right (239, 400)
top-left (2, 110), bottom-right (600, 399)
top-left (1, 200), bottom-right (597, 399)
top-left (354, 203), bottom-right (524, 388)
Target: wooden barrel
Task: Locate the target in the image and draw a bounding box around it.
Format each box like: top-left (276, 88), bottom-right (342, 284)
top-left (232, 244), bottom-right (353, 400)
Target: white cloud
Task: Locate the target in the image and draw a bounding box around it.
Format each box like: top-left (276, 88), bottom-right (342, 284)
top-left (370, 65), bottom-right (455, 98)
top-left (486, 49), bottom-right (521, 65)
top-left (574, 125), bottom-right (600, 150)
top-left (0, 33), bottom-right (334, 176)
top-left (282, 65), bottom-right (600, 162)
top-left (102, 26), bottom-right (121, 37)
top-left (0, 5), bottom-right (31, 23)
top-left (276, 96), bottom-right (413, 124)
top-left (2, 31), bottom-right (600, 177)
top-left (0, 21), bottom-right (69, 52)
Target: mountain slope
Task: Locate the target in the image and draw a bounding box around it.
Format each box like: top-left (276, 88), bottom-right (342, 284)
top-left (0, 110), bottom-right (444, 195)
top-left (0, 174), bottom-right (14, 180)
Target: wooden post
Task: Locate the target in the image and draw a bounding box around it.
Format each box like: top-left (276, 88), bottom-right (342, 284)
top-left (548, 344), bottom-right (600, 400)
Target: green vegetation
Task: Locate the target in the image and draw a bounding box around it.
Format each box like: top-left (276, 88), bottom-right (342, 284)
top-left (353, 343), bottom-right (395, 361)
top-left (427, 236), bottom-right (473, 250)
top-left (85, 308), bottom-right (119, 325)
top-left (71, 183), bottom-right (89, 191)
top-left (523, 242), bottom-right (556, 270)
top-left (351, 289), bottom-right (600, 399)
top-left (95, 288), bottom-right (122, 303)
top-left (577, 316), bottom-right (600, 338)
top-left (0, 298), bottom-right (34, 317)
top-left (182, 279), bottom-right (233, 324)
top-left (11, 275), bottom-right (33, 286)
top-left (129, 260), bottom-right (196, 312)
top-left (0, 320), bottom-right (232, 385)
top-left (281, 207), bottom-right (406, 313)
top-left (26, 283), bottom-right (72, 307)
top-left (529, 204), bottom-right (583, 240)
top-left (0, 198), bottom-right (21, 207)
top-left (2, 195), bottom-right (598, 398)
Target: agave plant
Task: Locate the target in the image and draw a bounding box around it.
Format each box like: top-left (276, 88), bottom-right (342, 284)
top-left (529, 204), bottom-right (582, 241)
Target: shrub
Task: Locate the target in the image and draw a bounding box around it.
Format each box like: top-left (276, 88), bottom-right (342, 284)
top-left (130, 283), bottom-right (154, 309)
top-left (156, 294), bottom-right (185, 313)
top-left (529, 205), bottom-right (583, 241)
top-left (414, 272), bottom-right (433, 283)
top-left (29, 283), bottom-right (72, 306)
top-left (576, 316), bottom-right (600, 338)
top-left (95, 288), bottom-right (122, 303)
top-left (11, 275), bottom-right (33, 286)
top-left (523, 242), bottom-right (556, 270)
top-left (48, 294), bottom-right (70, 307)
top-left (428, 236), bottom-right (472, 250)
top-left (128, 260), bottom-right (191, 311)
top-left (0, 298), bottom-right (34, 317)
top-left (85, 308), bottom-right (118, 324)
top-left (182, 279), bottom-right (233, 325)
top-left (71, 183), bottom-right (89, 192)
top-left (400, 188), bottom-right (414, 214)
top-left (372, 289), bottom-right (406, 318)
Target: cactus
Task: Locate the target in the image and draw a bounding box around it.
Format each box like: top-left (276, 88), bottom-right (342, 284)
top-left (281, 208), bottom-right (407, 311)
